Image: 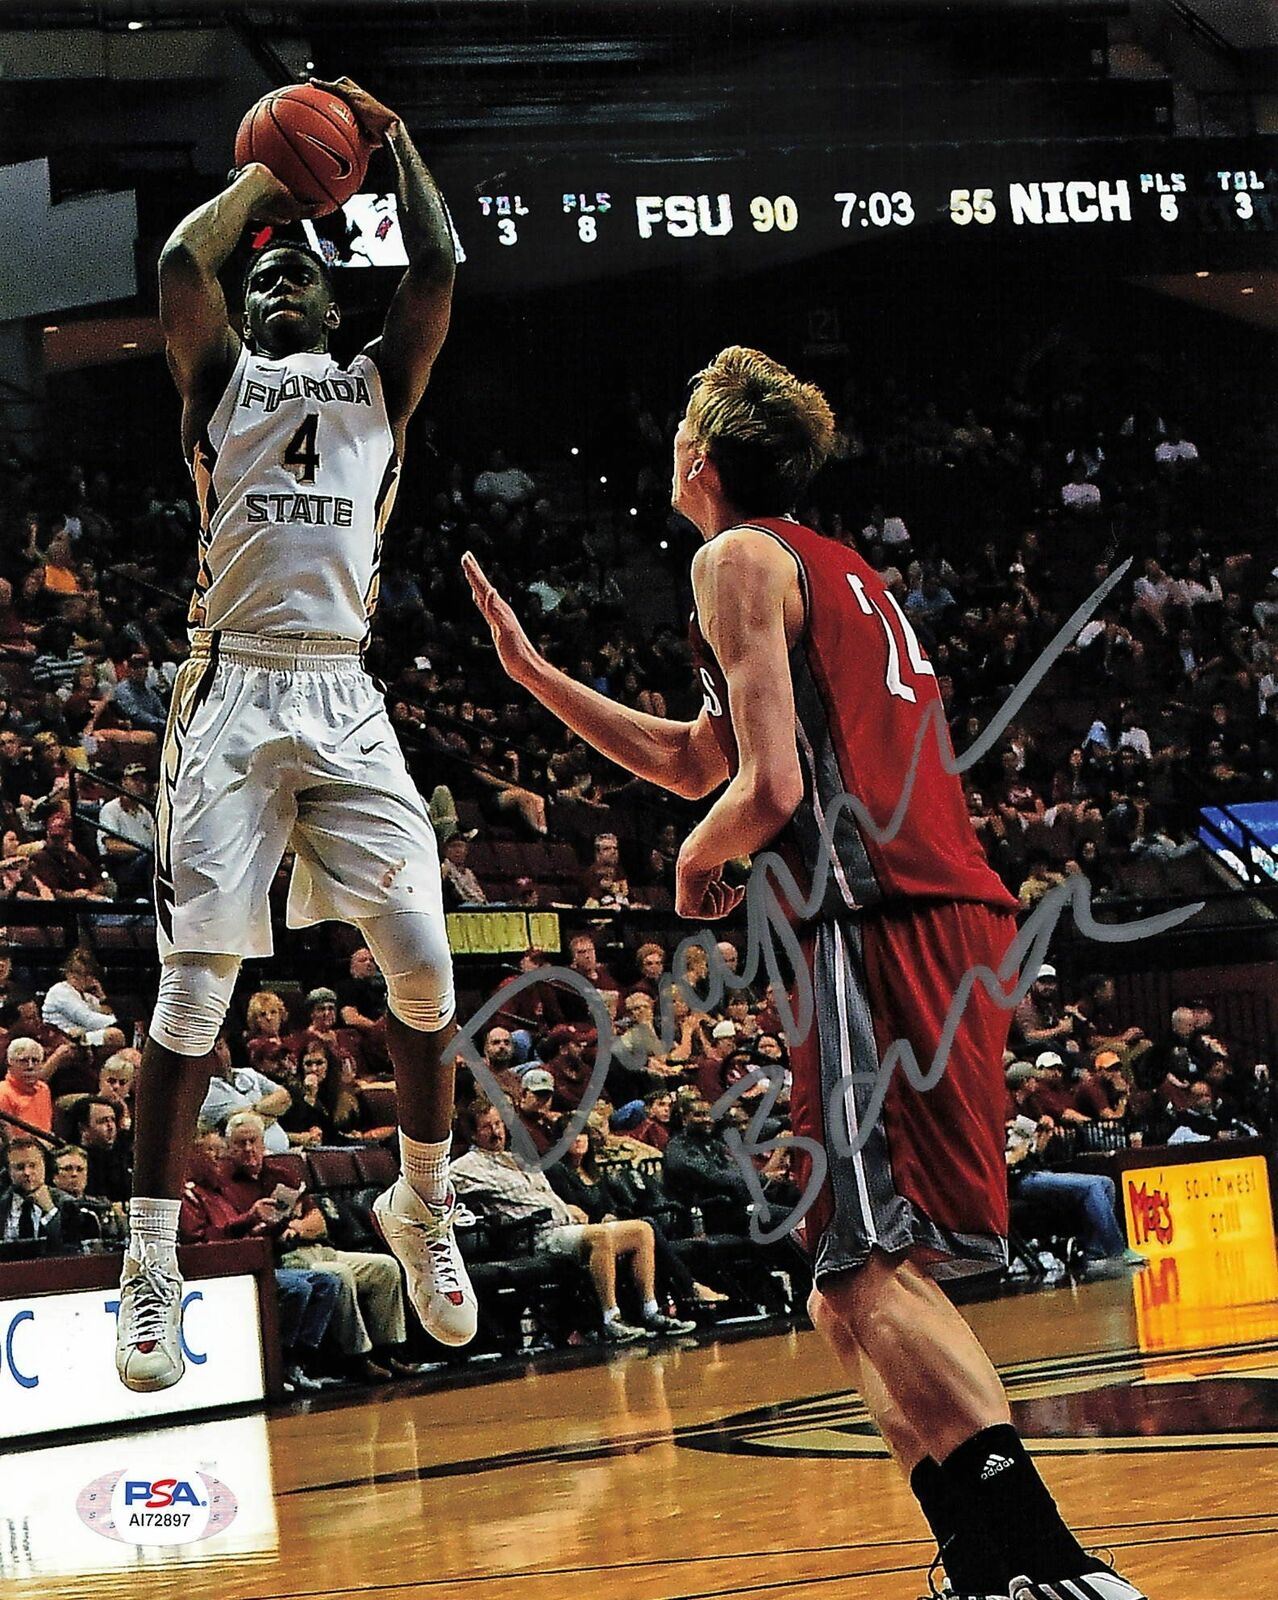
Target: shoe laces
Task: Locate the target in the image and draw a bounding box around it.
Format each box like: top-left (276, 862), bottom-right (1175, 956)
top-left (125, 1248), bottom-right (181, 1345)
top-left (425, 1234), bottom-right (463, 1296)
top-left (922, 1551), bottom-right (973, 1600)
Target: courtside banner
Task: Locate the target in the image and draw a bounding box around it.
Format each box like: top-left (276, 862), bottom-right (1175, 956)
top-left (0, 1413), bottom-right (278, 1579)
top-left (1123, 1154), bottom-right (1274, 1257)
top-left (0, 1274), bottom-right (264, 1439)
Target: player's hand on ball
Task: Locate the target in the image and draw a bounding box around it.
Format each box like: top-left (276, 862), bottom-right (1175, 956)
top-left (230, 162), bottom-right (313, 223)
top-left (463, 552), bottom-right (541, 688)
top-left (676, 852), bottom-right (745, 921)
top-left (308, 76), bottom-right (400, 145)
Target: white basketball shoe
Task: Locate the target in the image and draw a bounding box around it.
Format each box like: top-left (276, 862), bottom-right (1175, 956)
top-left (372, 1179), bottom-right (478, 1347)
top-left (115, 1240), bottom-right (185, 1392)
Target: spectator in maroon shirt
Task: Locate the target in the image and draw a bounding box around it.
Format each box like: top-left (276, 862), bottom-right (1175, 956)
top-left (492, 948), bottom-right (565, 1049)
top-left (694, 1020), bottom-right (739, 1104)
top-left (29, 808), bottom-right (109, 902)
top-left (754, 983), bottom-right (786, 1040)
top-left (1023, 1051), bottom-right (1089, 1125)
top-left (722, 993), bottom-right (758, 1042)
top-left (199, 1112), bottom-right (416, 1380)
top-left (664, 988), bottom-right (715, 1069)
top-left (1072, 1050), bottom-right (1133, 1123)
top-left (635, 1089), bottom-right (674, 1152)
top-left (543, 1024), bottom-right (594, 1112)
top-left (625, 942), bottom-right (668, 1002)
top-left (549, 932), bottom-right (622, 1025)
top-left (285, 988), bottom-right (362, 1079)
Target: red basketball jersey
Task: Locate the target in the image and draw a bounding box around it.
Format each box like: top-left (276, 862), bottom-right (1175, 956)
top-left (688, 517), bottom-right (1017, 918)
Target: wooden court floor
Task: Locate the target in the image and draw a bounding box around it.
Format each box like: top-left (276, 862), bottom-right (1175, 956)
top-left (11, 1272), bottom-right (1278, 1600)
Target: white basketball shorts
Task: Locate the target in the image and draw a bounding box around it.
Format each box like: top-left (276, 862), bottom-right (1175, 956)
top-left (154, 630), bottom-right (446, 960)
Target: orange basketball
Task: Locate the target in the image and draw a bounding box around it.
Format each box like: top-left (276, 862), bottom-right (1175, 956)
top-left (234, 84), bottom-right (370, 217)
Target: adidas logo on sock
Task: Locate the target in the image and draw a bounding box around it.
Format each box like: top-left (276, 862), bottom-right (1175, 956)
top-left (980, 1452), bottom-right (1015, 1480)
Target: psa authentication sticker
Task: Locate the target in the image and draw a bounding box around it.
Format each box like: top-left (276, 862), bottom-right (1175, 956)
top-left (76, 1460), bottom-right (238, 1544)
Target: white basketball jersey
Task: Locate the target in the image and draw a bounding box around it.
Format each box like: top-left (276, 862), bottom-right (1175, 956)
top-left (188, 346), bottom-right (399, 641)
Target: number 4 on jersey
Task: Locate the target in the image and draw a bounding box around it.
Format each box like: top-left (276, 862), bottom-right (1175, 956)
top-left (846, 573), bottom-right (936, 703)
top-left (283, 413), bottom-right (321, 484)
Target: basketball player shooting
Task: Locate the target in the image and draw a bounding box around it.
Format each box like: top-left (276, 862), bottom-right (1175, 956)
top-left (464, 349), bottom-right (1144, 1600)
top-left (116, 77), bottom-right (477, 1393)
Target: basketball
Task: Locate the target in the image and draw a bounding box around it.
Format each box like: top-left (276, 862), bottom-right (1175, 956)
top-left (234, 84), bottom-right (370, 216)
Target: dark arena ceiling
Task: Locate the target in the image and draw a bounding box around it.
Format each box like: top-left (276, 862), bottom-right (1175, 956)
top-left (0, 0), bottom-right (1193, 166)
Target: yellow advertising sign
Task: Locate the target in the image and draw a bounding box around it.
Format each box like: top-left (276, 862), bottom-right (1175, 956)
top-left (1123, 1154), bottom-right (1273, 1256)
top-left (1123, 1154), bottom-right (1278, 1353)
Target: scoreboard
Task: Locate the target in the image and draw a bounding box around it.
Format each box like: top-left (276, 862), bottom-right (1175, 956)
top-left (434, 136), bottom-right (1277, 288)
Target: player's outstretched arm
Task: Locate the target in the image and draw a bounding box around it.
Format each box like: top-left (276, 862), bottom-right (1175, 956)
top-left (158, 163), bottom-right (299, 405)
top-left (463, 552), bottom-right (728, 800)
top-left (316, 77), bottom-right (455, 437)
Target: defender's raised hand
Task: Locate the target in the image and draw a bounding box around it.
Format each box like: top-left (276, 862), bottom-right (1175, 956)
top-left (463, 552), bottom-right (542, 689)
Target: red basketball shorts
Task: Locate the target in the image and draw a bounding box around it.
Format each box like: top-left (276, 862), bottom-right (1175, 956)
top-left (787, 899), bottom-right (1016, 1283)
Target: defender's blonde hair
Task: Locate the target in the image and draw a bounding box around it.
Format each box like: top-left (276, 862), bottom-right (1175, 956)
top-left (686, 346), bottom-right (835, 512)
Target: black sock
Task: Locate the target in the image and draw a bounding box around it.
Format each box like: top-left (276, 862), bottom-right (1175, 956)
top-left (909, 1456), bottom-right (952, 1548)
top-left (941, 1424), bottom-right (1102, 1585)
top-left (910, 1455), bottom-right (999, 1594)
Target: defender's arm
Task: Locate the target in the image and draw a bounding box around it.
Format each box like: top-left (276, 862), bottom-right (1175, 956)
top-left (464, 552), bottom-right (728, 800)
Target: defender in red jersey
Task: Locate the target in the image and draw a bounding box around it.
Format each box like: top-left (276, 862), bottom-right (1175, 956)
top-left (688, 514), bottom-right (1020, 1283)
top-left (464, 348), bottom-right (1145, 1600)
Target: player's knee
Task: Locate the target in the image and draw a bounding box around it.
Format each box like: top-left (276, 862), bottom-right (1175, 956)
top-left (149, 953), bottom-right (241, 1057)
top-left (386, 979), bottom-right (454, 1032)
top-left (360, 912), bottom-right (455, 1033)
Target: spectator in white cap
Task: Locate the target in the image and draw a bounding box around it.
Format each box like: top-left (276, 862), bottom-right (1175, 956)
top-left (1011, 963), bottom-right (1083, 1061)
top-left (1021, 1051), bottom-right (1088, 1125)
top-left (692, 1019), bottom-right (739, 1104)
top-left (517, 1067), bottom-right (561, 1156)
top-left (97, 763), bottom-right (155, 896)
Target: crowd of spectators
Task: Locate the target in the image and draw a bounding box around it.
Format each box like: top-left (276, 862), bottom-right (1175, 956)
top-left (0, 903), bottom-right (1274, 1373)
top-left (1, 340), bottom-right (1275, 918)
top-left (0, 329), bottom-right (1274, 1377)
